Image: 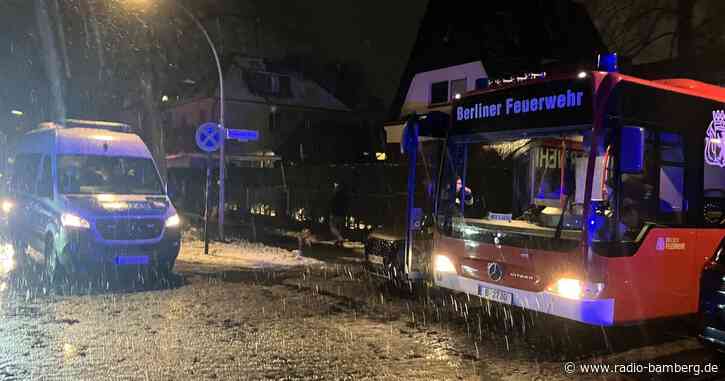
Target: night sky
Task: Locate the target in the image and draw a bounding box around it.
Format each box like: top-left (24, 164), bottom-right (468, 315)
top-left (241, 0), bottom-right (427, 105)
top-left (0, 0), bottom-right (428, 132)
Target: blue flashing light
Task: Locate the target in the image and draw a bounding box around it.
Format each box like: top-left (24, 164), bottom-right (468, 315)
top-left (580, 298), bottom-right (615, 326)
top-left (597, 53), bottom-right (619, 72)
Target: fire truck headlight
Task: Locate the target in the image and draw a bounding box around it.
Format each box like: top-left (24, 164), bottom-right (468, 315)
top-left (1, 200), bottom-right (13, 215)
top-left (552, 278), bottom-right (582, 299)
top-left (434, 255), bottom-right (456, 273)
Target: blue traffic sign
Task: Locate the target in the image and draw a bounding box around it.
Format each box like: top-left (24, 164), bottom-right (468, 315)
top-left (226, 128), bottom-right (259, 142)
top-left (196, 122), bottom-right (222, 152)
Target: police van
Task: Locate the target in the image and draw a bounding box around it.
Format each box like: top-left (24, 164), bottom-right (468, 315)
top-left (7, 120), bottom-right (180, 281)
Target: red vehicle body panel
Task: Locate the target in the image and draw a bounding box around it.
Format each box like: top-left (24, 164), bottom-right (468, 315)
top-left (437, 228), bottom-right (725, 324)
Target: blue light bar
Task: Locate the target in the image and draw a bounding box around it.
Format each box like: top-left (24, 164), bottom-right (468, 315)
top-left (597, 53), bottom-right (619, 72)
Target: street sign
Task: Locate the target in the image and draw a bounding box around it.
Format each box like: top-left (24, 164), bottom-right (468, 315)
top-left (195, 122), bottom-right (222, 152)
top-left (226, 128), bottom-right (259, 142)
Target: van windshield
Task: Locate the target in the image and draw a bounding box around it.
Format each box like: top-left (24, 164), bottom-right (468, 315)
top-left (58, 155), bottom-right (164, 195)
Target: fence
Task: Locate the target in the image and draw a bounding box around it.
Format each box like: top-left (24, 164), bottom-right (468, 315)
top-left (168, 163), bottom-right (422, 241)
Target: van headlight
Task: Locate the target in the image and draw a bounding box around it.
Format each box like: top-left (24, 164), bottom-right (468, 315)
top-left (61, 213), bottom-right (90, 229)
top-left (434, 255), bottom-right (456, 273)
top-left (165, 214), bottom-right (180, 228)
top-left (1, 200), bottom-right (13, 214)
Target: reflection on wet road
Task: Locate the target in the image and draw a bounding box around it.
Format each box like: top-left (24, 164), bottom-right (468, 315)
top-left (0, 241), bottom-right (720, 380)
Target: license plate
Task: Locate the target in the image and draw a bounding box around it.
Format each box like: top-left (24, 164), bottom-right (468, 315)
top-left (115, 256), bottom-right (150, 265)
top-left (478, 286), bottom-right (513, 305)
top-left (368, 255), bottom-right (384, 265)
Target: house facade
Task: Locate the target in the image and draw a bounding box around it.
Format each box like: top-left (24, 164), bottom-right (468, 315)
top-left (161, 56), bottom-right (357, 168)
top-left (384, 61), bottom-right (487, 147)
top-left (381, 0), bottom-right (606, 157)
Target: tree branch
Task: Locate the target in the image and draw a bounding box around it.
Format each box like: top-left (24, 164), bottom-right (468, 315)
top-left (626, 31), bottom-right (676, 58)
top-left (599, 0), bottom-right (637, 31)
top-left (693, 17), bottom-right (713, 32)
top-left (606, 5), bottom-right (675, 45)
top-left (669, 26), bottom-right (677, 59)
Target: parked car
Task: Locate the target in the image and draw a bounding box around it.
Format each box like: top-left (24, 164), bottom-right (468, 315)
top-left (7, 121), bottom-right (181, 282)
top-left (364, 226), bottom-right (405, 281)
top-left (700, 239), bottom-right (725, 350)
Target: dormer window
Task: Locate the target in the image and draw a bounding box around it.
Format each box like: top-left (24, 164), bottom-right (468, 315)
top-left (430, 81), bottom-right (449, 104)
top-left (246, 71), bottom-right (293, 97)
top-left (430, 78), bottom-right (467, 105)
top-left (450, 78), bottom-right (466, 100)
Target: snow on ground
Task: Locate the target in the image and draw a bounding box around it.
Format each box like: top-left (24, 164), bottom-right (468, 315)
top-left (177, 230), bottom-right (325, 271)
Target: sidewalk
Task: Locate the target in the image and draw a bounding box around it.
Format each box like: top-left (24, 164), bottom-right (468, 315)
top-left (175, 229), bottom-right (326, 274)
top-left (261, 227), bottom-right (367, 266)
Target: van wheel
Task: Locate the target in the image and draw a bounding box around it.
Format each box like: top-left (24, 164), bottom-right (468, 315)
top-left (156, 259), bottom-right (175, 279)
top-left (44, 236), bottom-right (65, 284)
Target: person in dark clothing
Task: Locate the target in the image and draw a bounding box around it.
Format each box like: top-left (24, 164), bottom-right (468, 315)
top-left (440, 176), bottom-right (474, 213)
top-left (329, 182), bottom-right (349, 247)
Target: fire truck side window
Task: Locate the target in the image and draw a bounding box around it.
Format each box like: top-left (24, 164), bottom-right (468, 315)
top-left (617, 130), bottom-right (687, 240)
top-left (704, 136), bottom-right (725, 225)
top-left (617, 132), bottom-right (656, 241)
top-left (657, 132), bottom-right (686, 224)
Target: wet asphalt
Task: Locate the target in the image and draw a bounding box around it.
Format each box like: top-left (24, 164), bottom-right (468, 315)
top-left (0, 240), bottom-right (722, 381)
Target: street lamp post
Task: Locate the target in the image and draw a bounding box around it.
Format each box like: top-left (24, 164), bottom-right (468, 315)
top-left (173, 3), bottom-right (227, 242)
top-left (123, 0), bottom-right (228, 240)
top-left (129, 0), bottom-right (227, 240)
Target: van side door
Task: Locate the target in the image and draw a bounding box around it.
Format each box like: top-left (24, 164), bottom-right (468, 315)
top-left (10, 154), bottom-right (42, 249)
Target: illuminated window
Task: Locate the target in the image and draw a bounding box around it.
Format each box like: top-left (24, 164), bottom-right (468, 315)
top-left (450, 79), bottom-right (466, 100)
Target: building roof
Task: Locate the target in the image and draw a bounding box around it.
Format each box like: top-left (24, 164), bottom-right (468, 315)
top-left (177, 56), bottom-right (352, 113)
top-left (387, 0), bottom-right (606, 120)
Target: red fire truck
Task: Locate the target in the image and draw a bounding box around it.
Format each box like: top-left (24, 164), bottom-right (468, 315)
top-left (365, 67), bottom-right (725, 326)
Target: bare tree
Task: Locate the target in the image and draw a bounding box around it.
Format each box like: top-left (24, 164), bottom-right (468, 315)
top-left (582, 0), bottom-right (725, 73)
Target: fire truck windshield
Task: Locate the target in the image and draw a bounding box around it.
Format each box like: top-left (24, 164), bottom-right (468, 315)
top-left (437, 127), bottom-right (612, 242)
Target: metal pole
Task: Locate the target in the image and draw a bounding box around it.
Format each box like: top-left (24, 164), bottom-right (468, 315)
top-left (403, 116), bottom-right (419, 277)
top-left (175, 2), bottom-right (226, 241)
top-left (204, 153), bottom-right (211, 255)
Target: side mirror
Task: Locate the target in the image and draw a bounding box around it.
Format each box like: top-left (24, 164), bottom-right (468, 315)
top-left (620, 126), bottom-right (644, 174)
top-left (401, 115), bottom-right (420, 155)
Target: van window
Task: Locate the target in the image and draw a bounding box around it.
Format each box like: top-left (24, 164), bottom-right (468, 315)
top-left (12, 154), bottom-right (41, 195)
top-left (37, 156), bottom-right (53, 199)
top-left (58, 155), bottom-right (163, 195)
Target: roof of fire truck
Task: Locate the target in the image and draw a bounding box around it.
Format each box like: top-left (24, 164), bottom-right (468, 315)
top-left (464, 71), bottom-right (725, 103)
